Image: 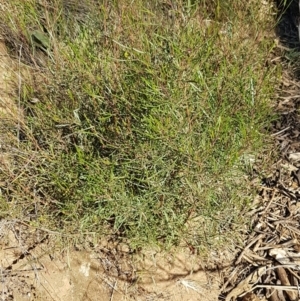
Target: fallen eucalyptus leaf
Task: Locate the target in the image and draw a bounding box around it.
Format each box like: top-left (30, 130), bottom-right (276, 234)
top-left (225, 267), bottom-right (266, 301)
top-left (288, 152), bottom-right (300, 162)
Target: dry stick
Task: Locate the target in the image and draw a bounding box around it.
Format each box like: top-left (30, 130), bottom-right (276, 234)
top-left (281, 224), bottom-right (300, 236)
top-left (253, 236), bottom-right (263, 253)
top-left (287, 267), bottom-right (300, 282)
top-left (109, 280), bottom-right (118, 301)
top-left (235, 234), bottom-right (264, 265)
top-left (221, 267), bottom-right (239, 292)
top-left (256, 238), bottom-right (297, 251)
top-left (276, 265), bottom-right (297, 300)
top-left (255, 284), bottom-right (300, 292)
top-left (270, 126), bottom-right (291, 137)
top-left (100, 276), bottom-right (122, 296)
top-left (260, 190), bottom-right (276, 218)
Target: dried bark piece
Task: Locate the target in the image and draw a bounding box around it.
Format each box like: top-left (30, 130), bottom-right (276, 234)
top-left (225, 267), bottom-right (266, 301)
top-left (269, 248), bottom-right (300, 266)
top-left (276, 266), bottom-right (297, 300)
top-left (289, 153), bottom-right (300, 162)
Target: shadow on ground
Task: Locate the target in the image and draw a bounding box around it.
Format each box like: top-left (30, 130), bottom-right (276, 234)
top-left (275, 0), bottom-right (299, 49)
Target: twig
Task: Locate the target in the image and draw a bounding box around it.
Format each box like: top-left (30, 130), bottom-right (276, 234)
top-left (109, 280), bottom-right (118, 301)
top-left (255, 284), bottom-right (299, 291)
top-left (235, 234), bottom-right (264, 265)
top-left (270, 126), bottom-right (290, 137)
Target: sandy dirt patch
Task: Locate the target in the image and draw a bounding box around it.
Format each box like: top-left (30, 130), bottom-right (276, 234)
top-left (0, 220), bottom-right (220, 301)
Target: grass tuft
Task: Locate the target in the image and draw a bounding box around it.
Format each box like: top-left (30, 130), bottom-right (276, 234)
top-left (0, 0), bottom-right (279, 251)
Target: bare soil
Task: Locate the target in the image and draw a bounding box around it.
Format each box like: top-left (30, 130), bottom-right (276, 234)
top-left (0, 220), bottom-right (221, 301)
